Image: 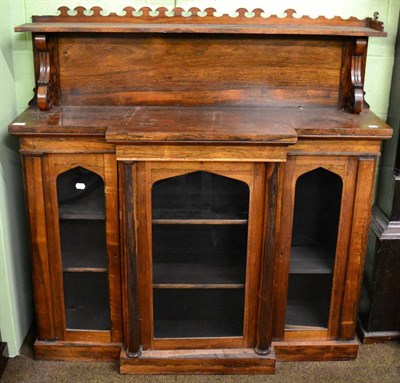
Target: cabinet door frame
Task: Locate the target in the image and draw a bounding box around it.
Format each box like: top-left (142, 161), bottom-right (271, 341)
top-left (43, 153), bottom-right (122, 343)
top-left (131, 161), bottom-right (267, 350)
top-left (272, 155), bottom-right (358, 341)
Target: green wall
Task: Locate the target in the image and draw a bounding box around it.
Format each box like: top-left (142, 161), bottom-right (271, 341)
top-left (1, 0), bottom-right (399, 357)
top-left (377, 15), bottom-right (400, 217)
top-left (0, 0), bottom-right (32, 357)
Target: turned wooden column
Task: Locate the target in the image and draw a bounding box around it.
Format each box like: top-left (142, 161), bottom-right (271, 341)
top-left (123, 163), bottom-right (142, 357)
top-left (256, 163), bottom-right (279, 355)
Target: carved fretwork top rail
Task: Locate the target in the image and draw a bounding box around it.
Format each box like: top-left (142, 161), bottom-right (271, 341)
top-left (16, 7), bottom-right (386, 36)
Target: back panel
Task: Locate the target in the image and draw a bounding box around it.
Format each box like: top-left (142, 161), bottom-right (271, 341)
top-left (58, 34), bottom-right (343, 107)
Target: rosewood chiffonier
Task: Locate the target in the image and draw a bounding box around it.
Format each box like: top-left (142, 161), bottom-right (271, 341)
top-left (9, 6), bottom-right (392, 374)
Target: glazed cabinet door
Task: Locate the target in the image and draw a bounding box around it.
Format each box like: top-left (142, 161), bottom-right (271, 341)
top-left (121, 161), bottom-right (275, 353)
top-left (38, 153), bottom-right (122, 343)
top-left (273, 155), bottom-right (359, 341)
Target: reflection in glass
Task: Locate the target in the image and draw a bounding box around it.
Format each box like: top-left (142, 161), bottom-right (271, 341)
top-left (57, 167), bottom-right (110, 330)
top-left (286, 168), bottom-right (342, 328)
top-left (152, 171), bottom-right (249, 338)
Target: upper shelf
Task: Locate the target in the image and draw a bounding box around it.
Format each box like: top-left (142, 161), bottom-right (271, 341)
top-left (108, 107), bottom-right (298, 144)
top-left (9, 106), bottom-right (392, 141)
top-left (15, 7), bottom-right (387, 37)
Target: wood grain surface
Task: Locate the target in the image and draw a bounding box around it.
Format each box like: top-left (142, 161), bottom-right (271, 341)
top-left (57, 35), bottom-right (343, 108)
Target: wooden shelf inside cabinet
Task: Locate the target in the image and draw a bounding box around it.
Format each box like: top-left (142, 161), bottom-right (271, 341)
top-left (63, 267), bottom-right (107, 273)
top-left (153, 284), bottom-right (244, 289)
top-left (153, 263), bottom-right (245, 289)
top-left (152, 209), bottom-right (248, 222)
top-left (152, 219), bottom-right (248, 225)
top-left (289, 246), bottom-right (335, 274)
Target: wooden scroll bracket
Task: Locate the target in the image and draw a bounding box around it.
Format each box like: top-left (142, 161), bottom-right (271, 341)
top-left (340, 37), bottom-right (368, 115)
top-left (350, 39), bottom-right (368, 114)
top-left (349, 12), bottom-right (383, 114)
top-left (338, 11), bottom-right (383, 114)
top-left (33, 34), bottom-right (59, 110)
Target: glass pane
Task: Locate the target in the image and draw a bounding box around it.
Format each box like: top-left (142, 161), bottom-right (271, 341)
top-left (152, 171), bottom-right (249, 220)
top-left (152, 225), bottom-right (247, 285)
top-left (286, 275), bottom-right (332, 327)
top-left (57, 166), bottom-right (110, 331)
top-left (60, 220), bottom-right (107, 269)
top-left (57, 166), bottom-right (105, 219)
top-left (63, 272), bottom-right (110, 330)
top-left (152, 171), bottom-right (249, 339)
top-left (153, 289), bottom-right (244, 338)
top-left (286, 168), bottom-right (342, 328)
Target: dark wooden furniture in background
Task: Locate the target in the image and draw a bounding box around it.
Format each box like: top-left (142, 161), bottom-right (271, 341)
top-left (9, 6), bottom-right (392, 374)
top-left (0, 338), bottom-right (8, 380)
top-left (358, 15), bottom-right (400, 343)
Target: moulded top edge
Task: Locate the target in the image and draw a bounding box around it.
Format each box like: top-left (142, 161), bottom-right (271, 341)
top-left (14, 23), bottom-right (387, 37)
top-left (8, 106), bottom-right (393, 141)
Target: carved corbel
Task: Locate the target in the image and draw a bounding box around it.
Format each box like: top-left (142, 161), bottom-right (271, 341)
top-left (350, 39), bottom-right (368, 114)
top-left (339, 37), bottom-right (368, 114)
top-left (33, 34), bottom-right (59, 110)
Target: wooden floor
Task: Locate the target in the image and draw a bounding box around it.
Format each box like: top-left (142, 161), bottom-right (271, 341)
top-left (1, 331), bottom-right (399, 382)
